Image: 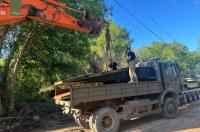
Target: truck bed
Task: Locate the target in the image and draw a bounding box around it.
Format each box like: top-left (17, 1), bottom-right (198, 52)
top-left (63, 67), bottom-right (157, 84)
top-left (66, 81), bottom-right (162, 107)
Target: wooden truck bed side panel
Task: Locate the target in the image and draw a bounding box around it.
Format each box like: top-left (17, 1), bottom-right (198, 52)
top-left (70, 81), bottom-right (162, 107)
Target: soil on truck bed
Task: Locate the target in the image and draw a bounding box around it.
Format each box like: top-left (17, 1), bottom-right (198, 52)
top-left (32, 100), bottom-right (200, 132)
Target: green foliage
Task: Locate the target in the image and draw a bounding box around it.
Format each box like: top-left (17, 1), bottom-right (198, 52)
top-left (137, 42), bottom-right (200, 76)
top-left (0, 58), bottom-right (6, 87)
top-left (90, 21), bottom-right (132, 71)
top-left (0, 0), bottom-right (107, 103)
top-left (0, 58), bottom-right (5, 69)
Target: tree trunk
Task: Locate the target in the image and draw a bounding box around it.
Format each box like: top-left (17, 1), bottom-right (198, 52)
top-left (0, 94), bottom-right (5, 117)
top-left (0, 41), bottom-right (20, 115)
top-left (0, 25), bottom-right (10, 52)
top-left (89, 60), bottom-right (101, 73)
top-left (8, 32), bottom-right (32, 112)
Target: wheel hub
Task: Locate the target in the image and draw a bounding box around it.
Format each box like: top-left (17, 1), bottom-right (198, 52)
top-left (102, 116), bottom-right (113, 129)
top-left (167, 103), bottom-right (176, 114)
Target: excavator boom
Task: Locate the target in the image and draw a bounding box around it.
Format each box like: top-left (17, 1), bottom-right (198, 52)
top-left (0, 0), bottom-right (104, 34)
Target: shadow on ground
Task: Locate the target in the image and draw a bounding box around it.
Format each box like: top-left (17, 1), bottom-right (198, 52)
top-left (14, 100), bottom-right (200, 132)
top-left (119, 100), bottom-right (200, 132)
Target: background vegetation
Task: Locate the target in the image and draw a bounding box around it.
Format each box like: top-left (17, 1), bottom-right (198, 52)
top-left (137, 42), bottom-right (200, 76)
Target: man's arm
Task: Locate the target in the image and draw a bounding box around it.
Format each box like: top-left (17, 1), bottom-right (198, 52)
top-left (126, 53), bottom-right (131, 63)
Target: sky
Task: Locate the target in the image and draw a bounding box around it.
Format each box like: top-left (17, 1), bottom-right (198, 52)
top-left (106, 0), bottom-right (200, 51)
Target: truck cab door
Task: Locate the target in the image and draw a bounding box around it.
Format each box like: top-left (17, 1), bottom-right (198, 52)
top-left (160, 62), bottom-right (182, 93)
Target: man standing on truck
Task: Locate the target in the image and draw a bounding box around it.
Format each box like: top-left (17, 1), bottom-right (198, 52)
top-left (127, 47), bottom-right (138, 83)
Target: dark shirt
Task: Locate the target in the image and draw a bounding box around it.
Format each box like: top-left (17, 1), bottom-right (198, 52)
top-left (109, 62), bottom-right (118, 70)
top-left (128, 51), bottom-right (136, 61)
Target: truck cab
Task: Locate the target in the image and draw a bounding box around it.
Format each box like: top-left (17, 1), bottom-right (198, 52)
top-left (160, 61), bottom-right (183, 94)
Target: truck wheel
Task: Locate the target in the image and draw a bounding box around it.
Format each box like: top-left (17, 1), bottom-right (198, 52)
top-left (89, 107), bottom-right (120, 132)
top-left (162, 97), bottom-right (178, 119)
top-left (73, 114), bottom-right (90, 129)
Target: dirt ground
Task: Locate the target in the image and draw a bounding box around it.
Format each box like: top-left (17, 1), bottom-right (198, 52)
top-left (33, 100), bottom-right (200, 132)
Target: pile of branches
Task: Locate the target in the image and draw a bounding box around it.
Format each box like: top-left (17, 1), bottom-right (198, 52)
top-left (0, 106), bottom-right (35, 131)
top-left (0, 102), bottom-right (61, 131)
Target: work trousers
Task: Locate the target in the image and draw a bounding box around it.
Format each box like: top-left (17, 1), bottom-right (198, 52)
top-left (128, 60), bottom-right (138, 82)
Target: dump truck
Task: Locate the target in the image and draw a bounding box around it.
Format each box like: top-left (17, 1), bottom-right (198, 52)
top-left (54, 59), bottom-right (200, 132)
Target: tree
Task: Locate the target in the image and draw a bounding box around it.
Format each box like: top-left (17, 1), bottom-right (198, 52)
top-left (0, 25), bottom-right (12, 56)
top-left (89, 21), bottom-right (132, 72)
top-left (137, 42), bottom-right (200, 76)
top-left (0, 0), bottom-right (108, 114)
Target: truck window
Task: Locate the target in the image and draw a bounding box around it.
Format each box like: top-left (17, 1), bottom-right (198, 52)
top-left (172, 66), bottom-right (178, 80)
top-left (165, 64), bottom-right (179, 81)
top-left (165, 64), bottom-right (174, 81)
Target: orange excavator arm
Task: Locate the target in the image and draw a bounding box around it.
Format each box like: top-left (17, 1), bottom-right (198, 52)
top-left (0, 0), bottom-right (104, 34)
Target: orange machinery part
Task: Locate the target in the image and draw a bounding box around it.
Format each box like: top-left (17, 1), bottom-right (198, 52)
top-left (53, 92), bottom-right (70, 100)
top-left (0, 0), bottom-right (91, 33)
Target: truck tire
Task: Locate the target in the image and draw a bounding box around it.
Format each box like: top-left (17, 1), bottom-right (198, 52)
top-left (73, 114), bottom-right (90, 129)
top-left (89, 107), bottom-right (120, 132)
top-left (162, 97), bottom-right (178, 119)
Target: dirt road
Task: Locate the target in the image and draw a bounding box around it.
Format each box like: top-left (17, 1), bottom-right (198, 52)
top-left (36, 100), bottom-right (200, 132)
